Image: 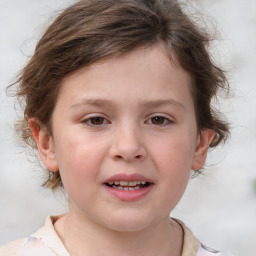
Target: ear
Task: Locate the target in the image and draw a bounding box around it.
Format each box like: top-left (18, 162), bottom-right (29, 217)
top-left (29, 118), bottom-right (59, 172)
top-left (191, 129), bottom-right (215, 171)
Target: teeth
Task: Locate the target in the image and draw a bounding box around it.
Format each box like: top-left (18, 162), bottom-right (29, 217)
top-left (108, 181), bottom-right (147, 186)
top-left (120, 181), bottom-right (128, 186)
top-left (128, 181), bottom-right (137, 186)
top-left (106, 180), bottom-right (149, 191)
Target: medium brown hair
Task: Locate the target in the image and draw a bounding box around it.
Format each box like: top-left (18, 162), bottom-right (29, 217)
top-left (11, 0), bottom-right (229, 189)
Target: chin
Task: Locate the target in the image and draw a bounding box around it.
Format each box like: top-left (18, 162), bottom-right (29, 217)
top-left (102, 211), bottom-right (155, 233)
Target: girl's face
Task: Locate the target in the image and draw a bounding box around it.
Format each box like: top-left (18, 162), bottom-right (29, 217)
top-left (37, 45), bottom-right (213, 232)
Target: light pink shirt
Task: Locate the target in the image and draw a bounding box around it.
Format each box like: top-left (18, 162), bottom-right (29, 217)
top-left (0, 216), bottom-right (234, 256)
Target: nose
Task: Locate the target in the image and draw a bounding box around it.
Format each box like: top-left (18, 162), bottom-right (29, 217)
top-left (109, 124), bottom-right (147, 162)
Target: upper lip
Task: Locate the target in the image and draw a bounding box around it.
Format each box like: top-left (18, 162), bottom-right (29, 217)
top-left (103, 173), bottom-right (154, 184)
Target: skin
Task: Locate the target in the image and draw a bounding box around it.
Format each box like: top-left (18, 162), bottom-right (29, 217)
top-left (30, 45), bottom-right (214, 256)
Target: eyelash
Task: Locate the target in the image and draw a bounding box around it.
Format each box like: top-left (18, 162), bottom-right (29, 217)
top-left (145, 115), bottom-right (173, 126)
top-left (81, 115), bottom-right (173, 127)
top-left (82, 116), bottom-right (110, 127)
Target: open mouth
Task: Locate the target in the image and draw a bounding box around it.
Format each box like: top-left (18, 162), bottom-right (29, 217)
top-left (103, 175), bottom-right (153, 201)
top-left (104, 181), bottom-right (151, 191)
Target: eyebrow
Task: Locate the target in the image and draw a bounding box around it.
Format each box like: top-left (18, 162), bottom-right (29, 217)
top-left (70, 98), bottom-right (185, 111)
top-left (139, 99), bottom-right (185, 111)
top-left (70, 98), bottom-right (116, 109)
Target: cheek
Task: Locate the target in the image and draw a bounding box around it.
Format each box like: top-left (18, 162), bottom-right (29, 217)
top-left (151, 133), bottom-right (195, 197)
top-left (54, 132), bottom-right (105, 185)
top-left (55, 140), bottom-right (101, 206)
top-left (152, 134), bottom-right (196, 171)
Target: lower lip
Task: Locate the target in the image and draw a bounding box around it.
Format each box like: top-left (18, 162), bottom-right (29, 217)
top-left (103, 184), bottom-right (153, 202)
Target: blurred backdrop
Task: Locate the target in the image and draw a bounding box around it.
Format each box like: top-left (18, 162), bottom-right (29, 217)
top-left (0, 1), bottom-right (255, 255)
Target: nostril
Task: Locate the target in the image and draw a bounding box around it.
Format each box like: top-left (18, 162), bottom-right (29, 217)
top-left (114, 154), bottom-right (142, 161)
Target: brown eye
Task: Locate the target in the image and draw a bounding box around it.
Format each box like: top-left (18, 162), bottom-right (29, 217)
top-left (89, 117), bottom-right (105, 125)
top-left (82, 116), bottom-right (108, 126)
top-left (147, 116), bottom-right (172, 126)
top-left (151, 116), bottom-right (166, 125)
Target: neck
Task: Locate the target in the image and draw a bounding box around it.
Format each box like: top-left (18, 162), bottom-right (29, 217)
top-left (54, 209), bottom-right (183, 256)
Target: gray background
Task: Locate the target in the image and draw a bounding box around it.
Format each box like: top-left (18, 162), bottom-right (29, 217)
top-left (0, 1), bottom-right (255, 255)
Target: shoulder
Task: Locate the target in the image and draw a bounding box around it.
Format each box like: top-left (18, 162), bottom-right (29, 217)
top-left (0, 215), bottom-right (61, 256)
top-left (0, 238), bottom-right (26, 256)
top-left (0, 215), bottom-right (70, 256)
top-left (173, 218), bottom-right (201, 255)
top-left (198, 245), bottom-right (235, 256)
top-left (173, 219), bottom-right (235, 256)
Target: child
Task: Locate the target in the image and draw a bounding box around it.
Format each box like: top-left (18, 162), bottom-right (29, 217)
top-left (0, 0), bottom-right (233, 255)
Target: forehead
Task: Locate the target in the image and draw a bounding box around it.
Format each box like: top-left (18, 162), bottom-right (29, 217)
top-left (56, 45), bottom-right (193, 109)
